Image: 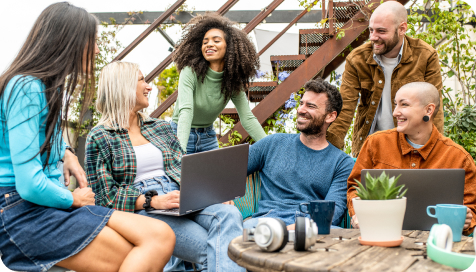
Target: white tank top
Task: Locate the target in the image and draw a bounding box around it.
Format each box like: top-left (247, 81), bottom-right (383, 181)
top-left (133, 143), bottom-right (166, 183)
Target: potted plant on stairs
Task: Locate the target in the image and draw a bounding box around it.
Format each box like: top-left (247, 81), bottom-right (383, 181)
top-left (353, 171), bottom-right (408, 247)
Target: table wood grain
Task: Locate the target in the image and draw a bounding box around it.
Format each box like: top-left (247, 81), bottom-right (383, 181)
top-left (228, 229), bottom-right (474, 272)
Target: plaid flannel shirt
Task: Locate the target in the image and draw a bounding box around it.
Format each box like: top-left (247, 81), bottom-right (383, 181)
top-left (85, 117), bottom-right (183, 212)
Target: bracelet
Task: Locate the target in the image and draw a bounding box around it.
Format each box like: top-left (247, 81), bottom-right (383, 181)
top-left (143, 190), bottom-right (158, 211)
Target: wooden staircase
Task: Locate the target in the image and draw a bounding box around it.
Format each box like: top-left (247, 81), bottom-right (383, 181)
top-left (247, 82), bottom-right (278, 103)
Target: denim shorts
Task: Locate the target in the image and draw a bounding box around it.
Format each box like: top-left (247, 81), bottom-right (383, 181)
top-left (0, 186), bottom-right (113, 272)
top-left (133, 175), bottom-right (180, 195)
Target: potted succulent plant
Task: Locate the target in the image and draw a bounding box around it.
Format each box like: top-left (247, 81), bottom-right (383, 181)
top-left (352, 171), bottom-right (407, 247)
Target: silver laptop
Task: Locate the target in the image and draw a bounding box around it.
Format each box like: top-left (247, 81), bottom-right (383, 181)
top-left (147, 144), bottom-right (249, 216)
top-left (361, 169), bottom-right (465, 230)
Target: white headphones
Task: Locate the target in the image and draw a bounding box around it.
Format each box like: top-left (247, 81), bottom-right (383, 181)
top-left (243, 217), bottom-right (318, 252)
top-left (427, 224), bottom-right (475, 270)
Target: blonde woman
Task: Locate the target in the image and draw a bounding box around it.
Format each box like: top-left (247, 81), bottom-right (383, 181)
top-left (85, 61), bottom-right (245, 272)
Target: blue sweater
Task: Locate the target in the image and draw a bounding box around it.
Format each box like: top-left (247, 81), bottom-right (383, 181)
top-left (0, 76), bottom-right (72, 209)
top-left (247, 133), bottom-right (354, 225)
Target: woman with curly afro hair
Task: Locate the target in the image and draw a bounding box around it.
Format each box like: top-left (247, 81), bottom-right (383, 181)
top-left (171, 13), bottom-right (266, 154)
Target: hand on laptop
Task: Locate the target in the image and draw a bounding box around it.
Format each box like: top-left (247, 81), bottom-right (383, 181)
top-left (351, 215), bottom-right (359, 229)
top-left (152, 190), bottom-right (180, 210)
top-left (464, 208), bottom-right (472, 230)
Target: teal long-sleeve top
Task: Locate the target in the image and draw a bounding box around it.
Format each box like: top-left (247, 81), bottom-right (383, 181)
top-left (0, 75), bottom-right (73, 209)
top-left (171, 66), bottom-right (267, 152)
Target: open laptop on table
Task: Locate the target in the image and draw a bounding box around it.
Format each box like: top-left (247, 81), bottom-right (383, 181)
top-left (147, 143), bottom-right (249, 216)
top-left (361, 169), bottom-right (465, 231)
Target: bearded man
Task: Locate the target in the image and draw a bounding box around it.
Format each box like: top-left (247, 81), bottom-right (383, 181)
top-left (326, 1), bottom-right (443, 157)
top-left (243, 79), bottom-right (354, 230)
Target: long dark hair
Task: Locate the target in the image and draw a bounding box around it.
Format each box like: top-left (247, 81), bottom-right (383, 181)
top-left (173, 13), bottom-right (259, 103)
top-left (0, 2), bottom-right (97, 166)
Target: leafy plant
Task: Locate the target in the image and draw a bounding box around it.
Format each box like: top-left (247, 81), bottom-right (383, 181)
top-left (218, 115), bottom-right (242, 148)
top-left (151, 64), bottom-right (179, 119)
top-left (444, 104), bottom-right (476, 163)
top-left (354, 172), bottom-right (407, 200)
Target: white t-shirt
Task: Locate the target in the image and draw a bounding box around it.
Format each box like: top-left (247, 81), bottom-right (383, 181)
top-left (133, 143), bottom-right (166, 183)
top-left (375, 55), bottom-right (399, 132)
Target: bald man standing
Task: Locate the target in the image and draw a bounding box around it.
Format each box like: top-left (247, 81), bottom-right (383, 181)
top-left (347, 82), bottom-right (476, 235)
top-left (326, 1), bottom-right (444, 157)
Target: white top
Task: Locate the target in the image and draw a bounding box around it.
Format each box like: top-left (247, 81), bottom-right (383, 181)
top-left (133, 143), bottom-right (166, 183)
top-left (375, 55), bottom-right (399, 132)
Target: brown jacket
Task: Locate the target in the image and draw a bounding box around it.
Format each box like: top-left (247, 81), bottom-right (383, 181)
top-left (327, 35), bottom-right (444, 157)
top-left (347, 125), bottom-right (476, 235)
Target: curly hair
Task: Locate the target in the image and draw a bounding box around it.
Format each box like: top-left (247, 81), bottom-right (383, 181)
top-left (303, 78), bottom-right (343, 118)
top-left (173, 13), bottom-right (259, 103)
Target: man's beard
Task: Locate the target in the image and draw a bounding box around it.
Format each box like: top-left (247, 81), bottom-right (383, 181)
top-left (372, 29), bottom-right (399, 55)
top-left (296, 113), bottom-right (326, 136)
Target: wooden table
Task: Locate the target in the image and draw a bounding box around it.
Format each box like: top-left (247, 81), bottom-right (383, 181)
top-left (228, 229), bottom-right (475, 272)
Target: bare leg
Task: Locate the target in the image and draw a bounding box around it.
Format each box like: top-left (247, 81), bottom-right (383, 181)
top-left (57, 211), bottom-right (175, 272)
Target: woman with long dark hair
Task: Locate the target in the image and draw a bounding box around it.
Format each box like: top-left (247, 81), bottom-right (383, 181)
top-left (171, 13), bottom-right (266, 154)
top-left (0, 3), bottom-right (174, 271)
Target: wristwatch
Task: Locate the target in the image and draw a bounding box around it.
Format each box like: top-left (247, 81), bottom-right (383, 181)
top-left (143, 190), bottom-right (158, 211)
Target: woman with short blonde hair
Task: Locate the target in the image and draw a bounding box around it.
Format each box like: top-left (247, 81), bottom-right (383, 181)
top-left (86, 61), bottom-right (245, 272)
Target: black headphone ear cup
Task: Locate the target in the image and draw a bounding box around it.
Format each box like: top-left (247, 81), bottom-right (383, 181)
top-left (274, 218), bottom-right (288, 252)
top-left (294, 217), bottom-right (307, 251)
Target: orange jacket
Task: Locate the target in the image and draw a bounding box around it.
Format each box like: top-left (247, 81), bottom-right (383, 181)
top-left (347, 125), bottom-right (476, 235)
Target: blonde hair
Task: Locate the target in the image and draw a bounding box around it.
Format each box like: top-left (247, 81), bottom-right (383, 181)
top-left (95, 61), bottom-right (148, 129)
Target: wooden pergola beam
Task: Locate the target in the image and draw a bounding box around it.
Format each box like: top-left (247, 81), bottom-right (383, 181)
top-left (113, 0), bottom-right (187, 62)
top-left (243, 0), bottom-right (285, 34)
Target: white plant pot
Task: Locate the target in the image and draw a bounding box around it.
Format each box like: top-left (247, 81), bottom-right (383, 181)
top-left (353, 197), bottom-right (407, 242)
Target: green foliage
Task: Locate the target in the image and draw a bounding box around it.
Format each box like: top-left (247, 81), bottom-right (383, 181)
top-left (151, 65), bottom-right (179, 119)
top-left (444, 104), bottom-right (476, 163)
top-left (336, 29), bottom-right (346, 40)
top-left (218, 115), bottom-right (243, 148)
top-left (354, 172), bottom-right (407, 200)
top-left (154, 65), bottom-right (179, 102)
